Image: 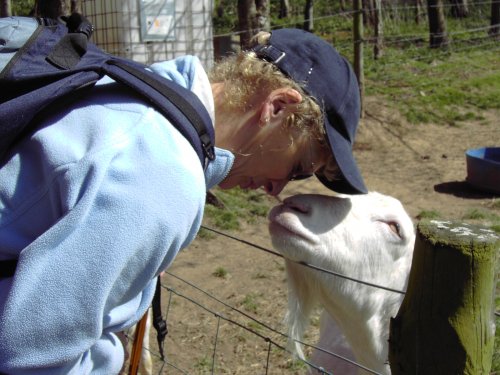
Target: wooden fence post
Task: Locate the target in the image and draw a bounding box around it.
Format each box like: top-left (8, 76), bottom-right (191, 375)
top-left (389, 219), bottom-right (498, 374)
top-left (373, 0), bottom-right (383, 60)
top-left (353, 0), bottom-right (364, 117)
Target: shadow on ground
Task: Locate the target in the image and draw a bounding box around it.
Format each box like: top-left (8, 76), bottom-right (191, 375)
top-left (434, 181), bottom-right (499, 200)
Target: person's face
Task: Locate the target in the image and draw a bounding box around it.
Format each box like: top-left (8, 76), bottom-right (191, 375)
top-left (219, 122), bottom-right (327, 196)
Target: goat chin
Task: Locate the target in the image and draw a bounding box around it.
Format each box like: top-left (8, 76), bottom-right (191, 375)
top-left (268, 192), bottom-right (415, 375)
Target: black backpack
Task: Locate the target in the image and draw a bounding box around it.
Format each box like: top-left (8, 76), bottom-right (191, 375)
top-left (0, 14), bottom-right (215, 166)
top-left (0, 14), bottom-right (216, 272)
top-left (0, 14), bottom-right (216, 356)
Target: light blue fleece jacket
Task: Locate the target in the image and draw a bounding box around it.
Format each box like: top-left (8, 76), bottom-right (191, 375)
top-left (0, 38), bottom-right (233, 373)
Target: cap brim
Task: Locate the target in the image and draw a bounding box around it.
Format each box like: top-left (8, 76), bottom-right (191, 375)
top-left (316, 119), bottom-right (368, 194)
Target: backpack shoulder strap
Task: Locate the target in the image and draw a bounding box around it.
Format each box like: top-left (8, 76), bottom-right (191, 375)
top-left (104, 58), bottom-right (215, 164)
top-left (0, 15), bottom-right (215, 166)
top-left (0, 15), bottom-right (216, 278)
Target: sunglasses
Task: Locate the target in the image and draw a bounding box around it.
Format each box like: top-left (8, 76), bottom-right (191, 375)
top-left (288, 164), bottom-right (313, 181)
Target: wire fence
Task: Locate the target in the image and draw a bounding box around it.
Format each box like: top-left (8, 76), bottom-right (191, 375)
top-left (85, 0), bottom-right (500, 67)
top-left (128, 223), bottom-right (499, 374)
top-left (85, 1), bottom-right (499, 373)
top-left (218, 1), bottom-right (499, 43)
top-left (201, 226), bottom-right (407, 294)
top-left (131, 7), bottom-right (499, 364)
top-left (131, 224), bottom-right (402, 375)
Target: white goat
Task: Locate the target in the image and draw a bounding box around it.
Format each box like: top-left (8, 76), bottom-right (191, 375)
top-left (268, 192), bottom-right (415, 375)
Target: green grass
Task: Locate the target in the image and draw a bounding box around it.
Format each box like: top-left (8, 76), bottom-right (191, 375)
top-left (364, 46), bottom-right (500, 126)
top-left (196, 227), bottom-right (216, 240)
top-left (308, 6), bottom-right (500, 127)
top-left (241, 293), bottom-right (260, 314)
top-left (416, 210), bottom-right (442, 220)
top-left (247, 320), bottom-right (265, 334)
top-left (212, 266), bottom-right (228, 279)
top-left (211, 2), bottom-right (500, 127)
top-left (193, 355), bottom-right (212, 372)
top-left (462, 209), bottom-right (500, 222)
top-left (203, 187), bottom-right (274, 231)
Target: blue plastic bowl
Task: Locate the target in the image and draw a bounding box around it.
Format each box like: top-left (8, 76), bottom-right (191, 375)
top-left (465, 147), bottom-right (500, 194)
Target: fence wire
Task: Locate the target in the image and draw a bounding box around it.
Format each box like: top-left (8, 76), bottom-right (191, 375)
top-left (126, 220), bottom-right (413, 374)
top-left (87, 1), bottom-right (500, 62)
top-left (136, 268), bottom-right (385, 375)
top-left (133, 222), bottom-right (499, 374)
top-left (200, 226), bottom-right (407, 294)
top-left (84, 1), bottom-right (498, 372)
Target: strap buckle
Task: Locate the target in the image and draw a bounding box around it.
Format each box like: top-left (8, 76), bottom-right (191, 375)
top-left (252, 44), bottom-right (286, 64)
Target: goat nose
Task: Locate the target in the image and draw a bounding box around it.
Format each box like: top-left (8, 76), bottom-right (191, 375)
top-left (283, 198), bottom-right (310, 214)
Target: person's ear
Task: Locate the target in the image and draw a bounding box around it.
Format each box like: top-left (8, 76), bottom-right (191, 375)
top-left (259, 88), bottom-right (302, 126)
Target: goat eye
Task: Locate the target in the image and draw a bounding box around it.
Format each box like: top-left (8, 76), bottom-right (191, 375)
top-left (387, 221), bottom-right (401, 237)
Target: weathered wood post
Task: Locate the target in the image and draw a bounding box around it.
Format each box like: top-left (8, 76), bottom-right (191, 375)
top-left (389, 219), bottom-right (498, 374)
top-left (353, 0), bottom-right (364, 117)
top-left (373, 0), bottom-right (383, 60)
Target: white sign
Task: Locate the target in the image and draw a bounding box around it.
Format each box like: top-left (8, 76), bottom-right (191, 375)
top-left (141, 0), bottom-right (176, 41)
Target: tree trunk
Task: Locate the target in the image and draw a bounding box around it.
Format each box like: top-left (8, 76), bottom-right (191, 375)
top-left (353, 0), bottom-right (364, 116)
top-left (279, 0), bottom-right (289, 19)
top-left (415, 0), bottom-right (425, 24)
top-left (70, 0), bottom-right (81, 13)
top-left (362, 0), bottom-right (375, 27)
top-left (0, 0), bottom-right (11, 17)
top-left (303, 0), bottom-right (314, 32)
top-left (238, 0), bottom-right (257, 49)
top-left (373, 0), bottom-right (383, 59)
top-left (450, 0), bottom-right (469, 18)
top-left (490, 0), bottom-right (500, 37)
top-left (255, 0), bottom-right (270, 32)
top-left (34, 0), bottom-right (67, 18)
top-left (427, 0), bottom-right (448, 48)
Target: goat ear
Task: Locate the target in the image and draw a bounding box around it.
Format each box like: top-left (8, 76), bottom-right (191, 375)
top-left (284, 261), bottom-right (316, 359)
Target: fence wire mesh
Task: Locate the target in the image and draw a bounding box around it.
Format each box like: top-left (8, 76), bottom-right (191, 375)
top-left (73, 1), bottom-right (499, 373)
top-left (130, 225), bottom-right (498, 374)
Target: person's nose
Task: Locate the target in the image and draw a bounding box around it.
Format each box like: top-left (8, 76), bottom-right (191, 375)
top-left (265, 179), bottom-right (288, 196)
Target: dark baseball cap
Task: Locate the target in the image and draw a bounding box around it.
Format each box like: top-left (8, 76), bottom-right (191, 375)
top-left (251, 28), bottom-right (368, 194)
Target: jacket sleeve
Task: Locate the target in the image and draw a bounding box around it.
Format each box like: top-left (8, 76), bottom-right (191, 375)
top-left (0, 107), bottom-right (206, 374)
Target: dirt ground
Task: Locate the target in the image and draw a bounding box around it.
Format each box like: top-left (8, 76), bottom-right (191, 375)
top-left (147, 98), bottom-right (499, 374)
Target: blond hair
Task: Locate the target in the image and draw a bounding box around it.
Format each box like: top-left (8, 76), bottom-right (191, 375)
top-left (209, 32), bottom-right (340, 181)
top-left (210, 34), bottom-right (324, 138)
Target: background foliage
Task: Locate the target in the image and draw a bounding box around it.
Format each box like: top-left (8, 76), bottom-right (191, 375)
top-left (11, 0), bottom-right (34, 15)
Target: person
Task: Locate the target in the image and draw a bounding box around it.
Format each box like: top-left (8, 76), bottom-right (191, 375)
top-left (0, 26), bottom-right (367, 374)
